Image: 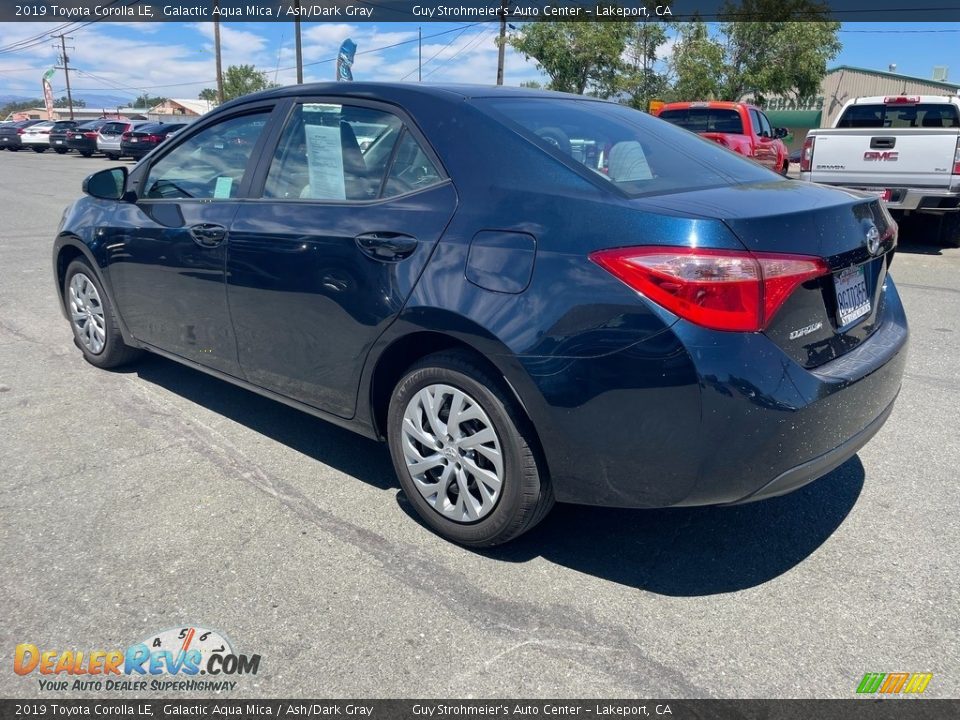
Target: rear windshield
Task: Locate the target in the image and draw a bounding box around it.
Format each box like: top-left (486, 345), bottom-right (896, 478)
top-left (77, 120), bottom-right (107, 129)
top-left (657, 108), bottom-right (744, 134)
top-left (136, 124), bottom-right (164, 133)
top-left (474, 98), bottom-right (775, 198)
top-left (836, 103), bottom-right (960, 128)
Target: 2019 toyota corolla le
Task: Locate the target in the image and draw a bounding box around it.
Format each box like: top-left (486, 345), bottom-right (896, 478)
top-left (52, 83), bottom-right (908, 546)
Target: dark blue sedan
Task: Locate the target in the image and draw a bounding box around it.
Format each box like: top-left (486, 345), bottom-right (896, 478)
top-left (52, 83), bottom-right (907, 546)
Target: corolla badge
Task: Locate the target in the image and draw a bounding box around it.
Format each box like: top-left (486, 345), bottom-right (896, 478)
top-left (865, 224), bottom-right (882, 256)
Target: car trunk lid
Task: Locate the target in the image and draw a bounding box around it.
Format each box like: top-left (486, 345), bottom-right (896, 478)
top-left (635, 180), bottom-right (897, 368)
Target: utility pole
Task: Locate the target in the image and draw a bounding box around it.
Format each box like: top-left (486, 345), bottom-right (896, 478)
top-left (496, 0), bottom-right (508, 85)
top-left (418, 27), bottom-right (422, 82)
top-left (214, 1), bottom-right (224, 103)
top-left (52, 34), bottom-right (75, 119)
top-left (295, 0), bottom-right (303, 83)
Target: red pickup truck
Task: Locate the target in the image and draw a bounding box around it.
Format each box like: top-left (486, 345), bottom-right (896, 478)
top-left (656, 101), bottom-right (790, 175)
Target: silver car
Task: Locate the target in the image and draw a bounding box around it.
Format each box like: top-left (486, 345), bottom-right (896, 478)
top-left (96, 121), bottom-right (151, 160)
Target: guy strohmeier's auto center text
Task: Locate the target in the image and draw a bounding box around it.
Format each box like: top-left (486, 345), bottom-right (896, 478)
top-left (13, 3), bottom-right (674, 20)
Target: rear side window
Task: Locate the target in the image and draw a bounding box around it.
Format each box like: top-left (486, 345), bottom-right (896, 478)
top-left (477, 98), bottom-right (775, 198)
top-left (836, 103), bottom-right (960, 128)
top-left (142, 111), bottom-right (270, 200)
top-left (657, 107), bottom-right (744, 134)
top-left (263, 102), bottom-right (442, 201)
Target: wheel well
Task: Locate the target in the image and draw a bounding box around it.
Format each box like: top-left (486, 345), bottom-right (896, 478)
top-left (369, 332), bottom-right (526, 441)
top-left (55, 244), bottom-right (86, 303)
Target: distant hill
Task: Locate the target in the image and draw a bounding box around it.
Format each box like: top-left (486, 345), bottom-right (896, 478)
top-left (0, 92), bottom-right (134, 108)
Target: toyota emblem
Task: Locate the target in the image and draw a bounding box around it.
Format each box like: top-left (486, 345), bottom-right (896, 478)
top-left (866, 225), bottom-right (881, 256)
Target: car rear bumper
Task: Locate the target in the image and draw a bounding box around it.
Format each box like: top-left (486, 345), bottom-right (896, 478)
top-left (798, 175), bottom-right (960, 213)
top-left (520, 277), bottom-right (908, 509)
top-left (67, 138), bottom-right (97, 152)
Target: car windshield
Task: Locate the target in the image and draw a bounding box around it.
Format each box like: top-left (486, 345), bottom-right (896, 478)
top-left (657, 107), bottom-right (744, 134)
top-left (475, 98), bottom-right (776, 198)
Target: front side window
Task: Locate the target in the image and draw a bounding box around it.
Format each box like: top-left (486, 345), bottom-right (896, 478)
top-left (263, 102), bottom-right (442, 201)
top-left (142, 111), bottom-right (270, 200)
top-left (757, 111), bottom-right (773, 137)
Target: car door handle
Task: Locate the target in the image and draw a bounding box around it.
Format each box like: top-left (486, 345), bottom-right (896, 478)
top-left (189, 223), bottom-right (227, 248)
top-left (354, 232), bottom-right (418, 262)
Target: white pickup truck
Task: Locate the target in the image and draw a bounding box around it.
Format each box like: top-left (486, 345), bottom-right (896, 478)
top-left (799, 95), bottom-right (960, 247)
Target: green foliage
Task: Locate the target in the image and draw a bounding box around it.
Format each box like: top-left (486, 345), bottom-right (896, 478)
top-left (1, 99), bottom-right (42, 119)
top-left (200, 64), bottom-right (279, 103)
top-left (508, 20), bottom-right (635, 97)
top-left (617, 16), bottom-right (673, 109)
top-left (670, 1), bottom-right (841, 103)
top-left (54, 96), bottom-right (85, 108)
top-left (133, 94), bottom-right (167, 109)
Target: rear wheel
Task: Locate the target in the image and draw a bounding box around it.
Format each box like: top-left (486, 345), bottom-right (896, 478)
top-left (54, 148), bottom-right (67, 154)
top-left (387, 351), bottom-right (553, 547)
top-left (939, 214), bottom-right (960, 249)
top-left (80, 150), bottom-right (93, 157)
top-left (63, 259), bottom-right (142, 369)
top-left (32, 146), bottom-right (45, 153)
top-left (105, 153), bottom-right (119, 161)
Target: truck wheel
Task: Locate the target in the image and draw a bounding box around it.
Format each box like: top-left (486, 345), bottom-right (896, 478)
top-left (939, 214), bottom-right (960, 249)
top-left (780, 160), bottom-right (789, 176)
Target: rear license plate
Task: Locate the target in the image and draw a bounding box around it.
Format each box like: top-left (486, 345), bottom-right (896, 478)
top-left (130, 138), bottom-right (138, 142)
top-left (55, 140), bottom-right (63, 144)
top-left (835, 265), bottom-right (870, 328)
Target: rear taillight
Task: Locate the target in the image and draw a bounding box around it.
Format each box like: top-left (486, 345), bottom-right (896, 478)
top-left (800, 135), bottom-right (815, 172)
top-left (590, 247), bottom-right (829, 332)
top-left (17, 128), bottom-right (26, 135)
top-left (144, 134), bottom-right (161, 142)
top-left (953, 137), bottom-right (960, 174)
top-left (121, 132), bottom-right (131, 139)
top-left (83, 131), bottom-right (97, 139)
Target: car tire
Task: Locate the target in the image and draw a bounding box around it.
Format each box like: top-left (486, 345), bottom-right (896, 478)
top-left (387, 351), bottom-right (553, 547)
top-left (8, 147), bottom-right (18, 152)
top-left (780, 160), bottom-right (789, 176)
top-left (105, 153), bottom-right (119, 161)
top-left (32, 146), bottom-right (45, 153)
top-left (63, 258), bottom-right (142, 369)
top-left (939, 214), bottom-right (960, 248)
top-left (80, 150), bottom-right (93, 157)
top-left (54, 148), bottom-right (67, 154)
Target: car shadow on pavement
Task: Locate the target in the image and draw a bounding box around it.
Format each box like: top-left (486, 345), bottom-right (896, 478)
top-left (131, 354), bottom-right (399, 492)
top-left (131, 354), bottom-right (864, 596)
top-left (480, 457), bottom-right (865, 596)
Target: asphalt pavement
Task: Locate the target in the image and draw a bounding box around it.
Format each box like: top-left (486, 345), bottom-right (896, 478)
top-left (1, 149), bottom-right (957, 698)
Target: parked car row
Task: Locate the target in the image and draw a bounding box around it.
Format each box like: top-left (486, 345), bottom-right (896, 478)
top-left (0, 117), bottom-right (192, 159)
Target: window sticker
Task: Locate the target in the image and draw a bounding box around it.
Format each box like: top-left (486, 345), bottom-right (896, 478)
top-left (304, 124), bottom-right (346, 200)
top-left (213, 176), bottom-right (233, 199)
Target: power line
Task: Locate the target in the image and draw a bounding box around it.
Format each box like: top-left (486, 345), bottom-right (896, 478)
top-left (400, 24), bottom-right (475, 81)
top-left (422, 27), bottom-right (497, 81)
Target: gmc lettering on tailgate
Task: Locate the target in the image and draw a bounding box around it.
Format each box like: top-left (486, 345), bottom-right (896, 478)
top-left (864, 151), bottom-right (899, 161)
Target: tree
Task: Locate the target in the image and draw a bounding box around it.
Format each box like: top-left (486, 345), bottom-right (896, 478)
top-left (133, 94), bottom-right (167, 109)
top-left (507, 20), bottom-right (634, 97)
top-left (54, 96), bottom-right (85, 108)
top-left (669, 1), bottom-right (841, 104)
top-left (518, 80), bottom-right (543, 89)
top-left (200, 64), bottom-right (278, 103)
top-left (1, 99), bottom-right (42, 119)
top-left (617, 16), bottom-right (673, 110)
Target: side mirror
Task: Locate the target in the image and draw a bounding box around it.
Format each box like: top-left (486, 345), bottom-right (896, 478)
top-left (82, 166), bottom-right (131, 201)
top-left (774, 127), bottom-right (789, 139)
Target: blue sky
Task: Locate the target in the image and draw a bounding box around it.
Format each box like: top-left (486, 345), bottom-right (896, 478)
top-left (0, 21), bottom-right (957, 102)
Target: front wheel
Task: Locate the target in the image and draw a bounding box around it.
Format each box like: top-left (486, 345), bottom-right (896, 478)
top-left (63, 259), bottom-right (142, 369)
top-left (80, 150), bottom-right (93, 157)
top-left (387, 352), bottom-right (553, 547)
top-left (54, 148), bottom-right (67, 154)
top-left (780, 160), bottom-right (789, 176)
top-left (32, 146), bottom-right (45, 153)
